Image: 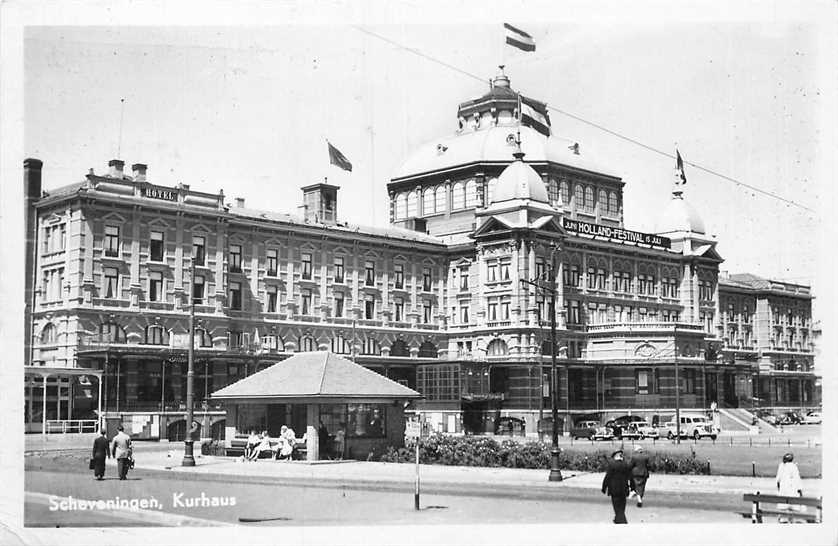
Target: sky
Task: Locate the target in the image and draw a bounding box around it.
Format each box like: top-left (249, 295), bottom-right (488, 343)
top-left (20, 6), bottom-right (836, 324)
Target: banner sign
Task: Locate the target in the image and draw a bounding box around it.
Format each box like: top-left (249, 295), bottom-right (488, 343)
top-left (562, 218), bottom-right (671, 249)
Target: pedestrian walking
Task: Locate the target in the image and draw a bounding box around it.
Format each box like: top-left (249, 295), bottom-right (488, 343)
top-left (110, 424), bottom-right (133, 480)
top-left (775, 452), bottom-right (803, 523)
top-left (601, 449), bottom-right (632, 524)
top-left (629, 445), bottom-right (650, 507)
top-left (91, 429), bottom-right (110, 480)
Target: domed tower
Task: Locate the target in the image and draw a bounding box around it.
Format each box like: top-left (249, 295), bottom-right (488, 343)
top-left (387, 70), bottom-right (624, 238)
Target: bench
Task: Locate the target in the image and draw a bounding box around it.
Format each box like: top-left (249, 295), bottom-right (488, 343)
top-left (226, 435), bottom-right (307, 460)
top-left (741, 492), bottom-right (822, 523)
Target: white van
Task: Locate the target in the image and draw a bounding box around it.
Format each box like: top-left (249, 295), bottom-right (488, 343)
top-left (663, 414), bottom-right (718, 440)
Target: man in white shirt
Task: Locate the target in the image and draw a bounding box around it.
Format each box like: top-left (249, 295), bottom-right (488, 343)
top-left (110, 425), bottom-right (133, 480)
top-left (775, 452), bottom-right (803, 523)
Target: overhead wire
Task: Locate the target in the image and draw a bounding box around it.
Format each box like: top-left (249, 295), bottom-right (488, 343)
top-left (352, 25), bottom-right (816, 213)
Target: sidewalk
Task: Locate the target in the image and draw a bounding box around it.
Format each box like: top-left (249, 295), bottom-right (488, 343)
top-left (121, 446), bottom-right (823, 498)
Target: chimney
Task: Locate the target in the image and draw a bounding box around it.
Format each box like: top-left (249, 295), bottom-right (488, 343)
top-left (24, 158), bottom-right (43, 201)
top-left (131, 163), bottom-right (147, 182)
top-left (235, 197), bottom-right (245, 208)
top-left (108, 159), bottom-right (125, 179)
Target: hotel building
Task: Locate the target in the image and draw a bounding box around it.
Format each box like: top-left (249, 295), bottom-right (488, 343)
top-left (23, 73), bottom-right (819, 439)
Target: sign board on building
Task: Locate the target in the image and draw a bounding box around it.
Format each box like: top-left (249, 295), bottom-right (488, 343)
top-left (562, 218), bottom-right (671, 249)
top-left (141, 185), bottom-right (179, 202)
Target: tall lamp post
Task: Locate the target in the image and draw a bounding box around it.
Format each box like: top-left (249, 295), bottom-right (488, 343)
top-left (521, 244), bottom-right (562, 481)
top-left (182, 258), bottom-right (196, 466)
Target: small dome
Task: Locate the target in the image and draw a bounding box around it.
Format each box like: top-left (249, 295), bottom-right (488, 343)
top-left (657, 195), bottom-right (706, 234)
top-left (491, 153), bottom-right (549, 204)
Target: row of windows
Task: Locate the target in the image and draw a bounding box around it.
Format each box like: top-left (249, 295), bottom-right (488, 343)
top-left (42, 224), bottom-right (67, 254)
top-left (561, 300), bottom-right (682, 325)
top-left (563, 265), bottom-right (680, 298)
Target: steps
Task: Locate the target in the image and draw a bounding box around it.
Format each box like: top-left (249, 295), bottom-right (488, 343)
top-left (718, 408), bottom-right (758, 434)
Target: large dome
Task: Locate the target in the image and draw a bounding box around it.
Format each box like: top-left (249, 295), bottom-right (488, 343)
top-left (656, 195), bottom-right (706, 234)
top-left (491, 153), bottom-right (549, 203)
top-left (393, 125), bottom-right (620, 180)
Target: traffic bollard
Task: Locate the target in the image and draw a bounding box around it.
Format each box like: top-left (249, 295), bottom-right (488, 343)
top-left (752, 461), bottom-right (756, 477)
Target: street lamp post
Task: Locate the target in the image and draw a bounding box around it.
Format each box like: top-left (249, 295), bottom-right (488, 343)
top-left (521, 244), bottom-right (562, 482)
top-left (182, 258), bottom-right (197, 466)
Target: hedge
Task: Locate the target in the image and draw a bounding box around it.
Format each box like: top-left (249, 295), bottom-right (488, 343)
top-left (378, 434), bottom-right (710, 475)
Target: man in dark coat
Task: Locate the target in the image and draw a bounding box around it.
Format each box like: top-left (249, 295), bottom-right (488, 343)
top-left (91, 429), bottom-right (110, 480)
top-left (602, 449), bottom-right (632, 524)
top-left (629, 445), bottom-right (651, 507)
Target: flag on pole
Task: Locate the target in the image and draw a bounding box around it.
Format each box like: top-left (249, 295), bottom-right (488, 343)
top-left (504, 23), bottom-right (536, 52)
top-left (520, 95), bottom-right (551, 136)
top-left (676, 149), bottom-right (687, 185)
top-left (327, 141), bottom-right (353, 172)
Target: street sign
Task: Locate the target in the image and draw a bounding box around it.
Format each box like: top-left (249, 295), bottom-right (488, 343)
top-left (405, 421), bottom-right (421, 439)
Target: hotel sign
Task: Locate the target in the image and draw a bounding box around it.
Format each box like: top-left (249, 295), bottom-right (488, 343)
top-left (562, 218), bottom-right (671, 249)
top-left (141, 185), bottom-right (178, 202)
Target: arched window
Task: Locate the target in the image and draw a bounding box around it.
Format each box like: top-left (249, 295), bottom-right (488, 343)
top-left (465, 179), bottom-right (478, 208)
top-left (548, 178), bottom-right (559, 205)
top-left (418, 341), bottom-right (438, 358)
top-left (598, 189), bottom-right (607, 213)
top-left (574, 184), bottom-right (584, 209)
top-left (390, 339), bottom-right (410, 357)
top-left (145, 325), bottom-right (168, 345)
top-left (609, 192), bottom-right (619, 216)
top-left (560, 180), bottom-right (570, 206)
top-left (100, 322), bottom-right (127, 343)
top-left (40, 323), bottom-right (56, 344)
top-left (395, 193), bottom-right (407, 220)
top-left (434, 186), bottom-right (447, 212)
top-left (407, 190), bottom-right (418, 218)
top-left (194, 328), bottom-right (212, 348)
top-left (584, 186), bottom-right (594, 213)
top-left (331, 335), bottom-right (351, 354)
top-left (299, 335), bottom-right (316, 352)
top-left (486, 338), bottom-right (509, 356)
top-left (487, 178), bottom-right (498, 204)
top-left (361, 337), bottom-right (380, 355)
top-left (422, 188), bottom-right (435, 215)
top-left (451, 181), bottom-right (465, 210)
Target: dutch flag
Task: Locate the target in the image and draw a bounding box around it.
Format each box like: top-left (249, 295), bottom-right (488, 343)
top-left (505, 23), bottom-right (536, 52)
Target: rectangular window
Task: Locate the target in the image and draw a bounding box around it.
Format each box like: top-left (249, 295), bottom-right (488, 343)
top-left (333, 292), bottom-right (344, 317)
top-left (301, 289), bottom-right (312, 315)
top-left (149, 271), bottom-right (163, 302)
top-left (422, 268), bottom-right (432, 292)
top-left (229, 281), bottom-right (242, 310)
top-left (192, 274), bottom-right (204, 305)
top-left (681, 369), bottom-right (696, 394)
top-left (334, 257), bottom-right (344, 284)
top-left (365, 260), bottom-right (375, 286)
top-left (460, 306), bottom-right (469, 324)
top-left (636, 369), bottom-right (650, 395)
top-left (229, 244), bottom-right (242, 273)
top-left (596, 269), bottom-right (606, 290)
top-left (104, 267), bottom-right (119, 299)
top-left (487, 263), bottom-right (498, 282)
top-left (192, 235), bottom-right (206, 266)
top-left (500, 261), bottom-right (510, 281)
top-left (568, 300), bottom-right (580, 324)
top-left (423, 301), bottom-right (432, 324)
top-left (535, 259), bottom-right (546, 280)
top-left (488, 302), bottom-right (498, 321)
top-left (586, 267), bottom-right (596, 289)
top-left (105, 226), bottom-right (120, 257)
top-left (460, 268), bottom-right (469, 290)
top-left (563, 265), bottom-right (580, 287)
top-left (364, 294), bottom-right (375, 320)
top-left (501, 301), bottom-right (510, 320)
top-left (302, 252), bottom-right (313, 280)
top-left (150, 231), bottom-right (164, 262)
top-left (394, 298), bottom-right (404, 322)
top-left (266, 248), bottom-right (278, 276)
top-left (266, 285), bottom-right (277, 313)
top-left (394, 264), bottom-right (404, 289)
top-left (346, 403), bottom-right (387, 438)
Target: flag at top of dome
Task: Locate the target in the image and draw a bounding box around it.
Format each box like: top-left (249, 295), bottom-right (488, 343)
top-left (504, 23), bottom-right (535, 52)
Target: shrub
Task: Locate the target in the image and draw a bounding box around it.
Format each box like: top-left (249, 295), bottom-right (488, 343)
top-left (378, 434), bottom-right (710, 475)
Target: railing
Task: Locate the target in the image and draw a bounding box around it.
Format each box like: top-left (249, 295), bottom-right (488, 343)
top-left (586, 322), bottom-right (706, 333)
top-left (45, 419), bottom-right (99, 434)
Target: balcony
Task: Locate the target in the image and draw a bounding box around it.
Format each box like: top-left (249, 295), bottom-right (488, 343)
top-left (586, 321), bottom-right (706, 334)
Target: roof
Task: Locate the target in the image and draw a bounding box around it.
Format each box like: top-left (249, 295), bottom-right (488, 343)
top-left (491, 155), bottom-right (549, 204)
top-left (38, 181), bottom-right (86, 202)
top-left (393, 125), bottom-right (621, 180)
top-left (211, 351), bottom-right (421, 401)
top-left (656, 194), bottom-right (706, 235)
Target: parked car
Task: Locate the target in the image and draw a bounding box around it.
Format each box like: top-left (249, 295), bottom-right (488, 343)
top-left (494, 416), bottom-right (526, 436)
top-left (777, 411), bottom-right (803, 425)
top-left (753, 409), bottom-right (778, 425)
top-left (591, 425), bottom-right (615, 441)
top-left (569, 420), bottom-right (600, 440)
top-left (605, 415), bottom-right (647, 439)
top-left (664, 414), bottom-right (718, 440)
top-left (616, 419), bottom-right (659, 439)
top-left (801, 411), bottom-right (821, 425)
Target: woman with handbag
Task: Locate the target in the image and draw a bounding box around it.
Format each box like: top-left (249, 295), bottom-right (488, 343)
top-left (91, 429), bottom-right (110, 480)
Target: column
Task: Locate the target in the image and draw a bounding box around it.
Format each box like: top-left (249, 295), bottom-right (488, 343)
top-left (306, 404), bottom-right (320, 462)
top-left (41, 373), bottom-right (48, 435)
top-left (97, 373), bottom-right (103, 432)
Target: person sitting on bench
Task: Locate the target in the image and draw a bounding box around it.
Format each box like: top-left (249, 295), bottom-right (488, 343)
top-left (244, 430), bottom-right (260, 460)
top-left (275, 425), bottom-right (295, 460)
top-left (248, 431), bottom-right (272, 461)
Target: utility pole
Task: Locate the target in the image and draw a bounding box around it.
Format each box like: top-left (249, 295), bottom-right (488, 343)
top-left (182, 258), bottom-right (196, 466)
top-left (521, 244), bottom-right (562, 482)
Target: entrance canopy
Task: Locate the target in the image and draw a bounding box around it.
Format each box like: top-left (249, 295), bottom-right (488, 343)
top-left (211, 351), bottom-right (421, 403)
